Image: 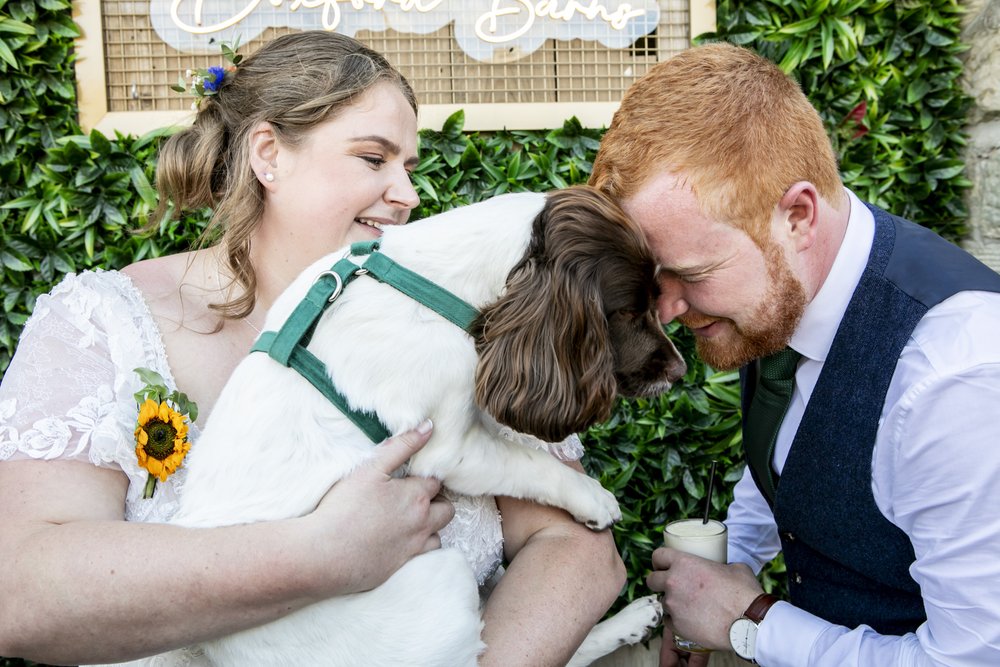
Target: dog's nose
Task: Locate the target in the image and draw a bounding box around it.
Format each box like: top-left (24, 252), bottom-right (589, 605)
top-left (667, 354), bottom-right (687, 383)
top-left (663, 338), bottom-right (687, 383)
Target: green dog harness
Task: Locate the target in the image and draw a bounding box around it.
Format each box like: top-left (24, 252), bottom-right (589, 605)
top-left (250, 240), bottom-right (480, 443)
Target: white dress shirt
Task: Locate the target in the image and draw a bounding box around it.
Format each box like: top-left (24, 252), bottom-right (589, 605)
top-left (725, 189), bottom-right (1000, 666)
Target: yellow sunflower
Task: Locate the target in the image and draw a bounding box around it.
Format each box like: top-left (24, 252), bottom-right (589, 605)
top-left (135, 398), bottom-right (191, 498)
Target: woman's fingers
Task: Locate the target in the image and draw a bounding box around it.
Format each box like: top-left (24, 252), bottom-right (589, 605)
top-left (371, 419), bottom-right (436, 477)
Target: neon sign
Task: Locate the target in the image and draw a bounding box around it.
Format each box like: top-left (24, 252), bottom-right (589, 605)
top-left (150, 0), bottom-right (660, 62)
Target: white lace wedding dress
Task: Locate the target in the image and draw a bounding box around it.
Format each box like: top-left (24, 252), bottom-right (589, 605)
top-left (0, 270), bottom-right (584, 666)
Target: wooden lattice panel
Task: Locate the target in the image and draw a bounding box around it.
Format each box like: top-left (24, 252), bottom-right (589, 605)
top-left (77, 1), bottom-right (707, 132)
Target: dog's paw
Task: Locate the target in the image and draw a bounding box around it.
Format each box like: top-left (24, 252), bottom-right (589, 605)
top-left (611, 595), bottom-right (663, 646)
top-left (565, 594), bottom-right (664, 667)
top-left (576, 478), bottom-right (622, 531)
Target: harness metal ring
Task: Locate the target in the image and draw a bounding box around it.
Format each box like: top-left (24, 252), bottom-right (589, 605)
top-left (312, 270), bottom-right (345, 303)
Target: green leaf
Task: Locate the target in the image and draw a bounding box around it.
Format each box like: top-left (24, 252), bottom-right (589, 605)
top-left (129, 165), bottom-right (158, 208)
top-left (926, 160), bottom-right (964, 180)
top-left (411, 172), bottom-right (437, 201)
top-left (459, 141), bottom-right (483, 169)
top-left (506, 150), bottom-right (521, 181)
top-left (820, 18), bottom-right (834, 69)
top-left (776, 16), bottom-right (820, 35)
top-left (0, 250), bottom-right (32, 271)
top-left (134, 367), bottom-right (167, 388)
top-left (89, 128), bottom-right (112, 155)
top-left (924, 29), bottom-right (954, 48)
top-left (0, 18), bottom-right (36, 35)
top-left (831, 17), bottom-right (858, 54)
top-left (0, 38), bottom-right (18, 68)
top-left (48, 13), bottom-right (81, 38)
top-left (84, 226), bottom-right (96, 259)
top-left (906, 78), bottom-right (932, 104)
top-left (441, 109), bottom-right (466, 138)
top-left (725, 28), bottom-right (765, 46)
top-left (1, 195), bottom-right (38, 209)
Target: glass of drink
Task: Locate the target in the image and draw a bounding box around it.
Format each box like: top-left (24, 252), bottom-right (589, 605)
top-left (662, 518), bottom-right (728, 653)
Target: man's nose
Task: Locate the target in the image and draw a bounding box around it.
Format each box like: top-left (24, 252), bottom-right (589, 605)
top-left (655, 280), bottom-right (689, 323)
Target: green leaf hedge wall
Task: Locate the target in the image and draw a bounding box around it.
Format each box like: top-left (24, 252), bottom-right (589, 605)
top-left (0, 0), bottom-right (971, 662)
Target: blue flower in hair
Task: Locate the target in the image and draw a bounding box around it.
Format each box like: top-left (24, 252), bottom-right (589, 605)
top-left (203, 65), bottom-right (227, 93)
top-left (171, 39), bottom-right (243, 109)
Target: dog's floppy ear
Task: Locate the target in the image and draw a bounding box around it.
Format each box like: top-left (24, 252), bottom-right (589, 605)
top-left (473, 187), bottom-right (620, 442)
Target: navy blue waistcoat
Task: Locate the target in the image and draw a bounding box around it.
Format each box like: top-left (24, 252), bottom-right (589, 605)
top-left (740, 204), bottom-right (1000, 634)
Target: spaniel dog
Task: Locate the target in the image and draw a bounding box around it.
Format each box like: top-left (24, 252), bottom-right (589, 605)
top-left (170, 185), bottom-right (686, 665)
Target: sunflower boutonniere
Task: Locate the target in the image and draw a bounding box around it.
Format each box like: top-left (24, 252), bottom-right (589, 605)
top-left (133, 368), bottom-right (198, 499)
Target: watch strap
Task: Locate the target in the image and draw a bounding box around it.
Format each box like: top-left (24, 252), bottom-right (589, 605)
top-left (743, 593), bottom-right (780, 623)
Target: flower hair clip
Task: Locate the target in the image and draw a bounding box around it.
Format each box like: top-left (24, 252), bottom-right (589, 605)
top-left (171, 38), bottom-right (243, 109)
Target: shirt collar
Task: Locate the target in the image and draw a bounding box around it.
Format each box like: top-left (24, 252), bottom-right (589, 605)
top-left (789, 188), bottom-right (873, 363)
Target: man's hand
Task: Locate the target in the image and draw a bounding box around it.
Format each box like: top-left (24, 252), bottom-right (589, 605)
top-left (647, 547), bottom-right (763, 650)
top-left (658, 615), bottom-right (712, 667)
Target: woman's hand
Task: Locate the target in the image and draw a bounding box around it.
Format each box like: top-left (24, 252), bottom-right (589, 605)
top-left (303, 419), bottom-right (455, 595)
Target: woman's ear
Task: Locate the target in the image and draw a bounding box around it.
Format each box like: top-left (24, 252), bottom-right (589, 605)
top-left (250, 121), bottom-right (279, 189)
top-left (473, 257), bottom-right (618, 443)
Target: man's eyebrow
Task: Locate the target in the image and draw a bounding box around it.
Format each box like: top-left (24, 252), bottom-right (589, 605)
top-left (350, 135), bottom-right (420, 168)
top-left (658, 263), bottom-right (715, 275)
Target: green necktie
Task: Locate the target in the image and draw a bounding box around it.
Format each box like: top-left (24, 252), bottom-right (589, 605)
top-left (745, 347), bottom-right (802, 503)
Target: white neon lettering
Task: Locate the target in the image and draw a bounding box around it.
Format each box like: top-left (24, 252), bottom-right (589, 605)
top-left (155, 0), bottom-right (657, 61)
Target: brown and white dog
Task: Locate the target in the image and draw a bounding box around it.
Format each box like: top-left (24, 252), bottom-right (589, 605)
top-left (169, 186), bottom-right (686, 665)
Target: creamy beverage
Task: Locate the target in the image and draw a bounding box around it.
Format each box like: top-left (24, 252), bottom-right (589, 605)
top-left (663, 518), bottom-right (728, 561)
top-left (662, 518), bottom-right (728, 652)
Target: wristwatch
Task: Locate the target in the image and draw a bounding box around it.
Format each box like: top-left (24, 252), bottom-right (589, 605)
top-left (729, 592), bottom-right (780, 663)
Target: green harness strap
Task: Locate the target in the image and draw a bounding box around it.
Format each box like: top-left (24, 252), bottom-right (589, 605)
top-left (250, 240), bottom-right (480, 443)
top-left (252, 331), bottom-right (390, 442)
top-left (361, 251), bottom-right (479, 331)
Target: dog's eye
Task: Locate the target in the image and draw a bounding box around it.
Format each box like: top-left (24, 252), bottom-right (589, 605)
top-left (611, 309), bottom-right (643, 320)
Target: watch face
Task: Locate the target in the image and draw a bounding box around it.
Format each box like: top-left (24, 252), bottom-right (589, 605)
top-left (729, 618), bottom-right (757, 660)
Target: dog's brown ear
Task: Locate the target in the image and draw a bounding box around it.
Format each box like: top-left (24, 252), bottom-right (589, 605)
top-left (473, 191), bottom-right (620, 442)
top-left (473, 259), bottom-right (617, 442)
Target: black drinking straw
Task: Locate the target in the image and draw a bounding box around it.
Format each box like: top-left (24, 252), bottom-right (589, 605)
top-left (702, 460), bottom-right (719, 524)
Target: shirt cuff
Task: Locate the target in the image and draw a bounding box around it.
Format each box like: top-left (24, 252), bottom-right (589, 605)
top-left (756, 601), bottom-right (828, 667)
top-left (726, 546), bottom-right (764, 574)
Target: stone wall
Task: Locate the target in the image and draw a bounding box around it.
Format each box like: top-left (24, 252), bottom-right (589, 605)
top-left (963, 0), bottom-right (1000, 270)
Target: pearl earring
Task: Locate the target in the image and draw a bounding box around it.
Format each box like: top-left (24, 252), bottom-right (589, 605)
top-left (264, 172), bottom-right (275, 182)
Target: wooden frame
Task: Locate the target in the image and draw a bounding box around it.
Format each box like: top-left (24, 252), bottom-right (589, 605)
top-left (74, 1), bottom-right (715, 134)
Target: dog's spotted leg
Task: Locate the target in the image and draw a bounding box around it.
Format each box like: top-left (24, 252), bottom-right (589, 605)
top-left (565, 595), bottom-right (663, 667)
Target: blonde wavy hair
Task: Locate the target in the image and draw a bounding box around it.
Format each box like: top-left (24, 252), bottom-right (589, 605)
top-left (151, 31), bottom-right (417, 320)
top-left (590, 42), bottom-right (843, 246)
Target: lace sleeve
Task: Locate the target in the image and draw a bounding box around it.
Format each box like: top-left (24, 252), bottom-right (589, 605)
top-left (545, 433), bottom-right (584, 461)
top-left (0, 271), bottom-right (169, 471)
top-left (484, 413), bottom-right (585, 461)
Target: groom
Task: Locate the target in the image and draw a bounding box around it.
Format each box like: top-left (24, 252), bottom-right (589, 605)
top-left (590, 42), bottom-right (1000, 666)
